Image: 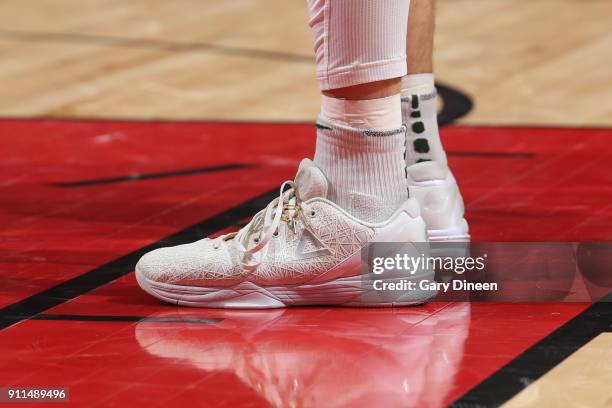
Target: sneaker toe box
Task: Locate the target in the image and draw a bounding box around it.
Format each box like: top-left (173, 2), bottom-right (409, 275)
top-left (135, 240), bottom-right (243, 286)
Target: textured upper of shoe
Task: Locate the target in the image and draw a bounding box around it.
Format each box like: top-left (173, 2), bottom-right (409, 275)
top-left (135, 238), bottom-right (246, 287)
top-left (136, 159), bottom-right (375, 287)
top-left (247, 197), bottom-right (374, 285)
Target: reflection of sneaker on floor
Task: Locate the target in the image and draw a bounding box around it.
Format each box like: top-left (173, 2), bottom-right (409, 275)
top-left (134, 304), bottom-right (471, 407)
top-left (136, 159), bottom-right (434, 308)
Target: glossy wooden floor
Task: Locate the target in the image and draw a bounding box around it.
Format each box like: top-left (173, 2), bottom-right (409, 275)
top-left (0, 1), bottom-right (611, 407)
top-left (0, 0), bottom-right (611, 125)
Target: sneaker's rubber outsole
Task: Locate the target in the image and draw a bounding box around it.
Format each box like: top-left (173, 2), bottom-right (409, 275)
top-left (427, 218), bottom-right (470, 243)
top-left (135, 267), bottom-right (437, 309)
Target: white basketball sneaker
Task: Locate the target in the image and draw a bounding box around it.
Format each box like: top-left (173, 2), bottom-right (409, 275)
top-left (135, 159), bottom-right (435, 308)
top-left (406, 161), bottom-right (470, 243)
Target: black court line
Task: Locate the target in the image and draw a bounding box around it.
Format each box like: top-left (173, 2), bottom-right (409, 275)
top-left (447, 151), bottom-right (535, 159)
top-left (27, 314), bottom-right (222, 324)
top-left (449, 292), bottom-right (612, 408)
top-left (0, 29), bottom-right (313, 64)
top-left (55, 163), bottom-right (252, 187)
top-left (0, 188), bottom-right (278, 331)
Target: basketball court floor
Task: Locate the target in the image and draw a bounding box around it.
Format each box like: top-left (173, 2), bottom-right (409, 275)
top-left (1, 1), bottom-right (611, 406)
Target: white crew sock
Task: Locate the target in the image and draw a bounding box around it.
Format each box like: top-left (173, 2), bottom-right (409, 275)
top-left (401, 73), bottom-right (448, 166)
top-left (321, 94), bottom-right (402, 129)
top-left (313, 114), bottom-right (408, 223)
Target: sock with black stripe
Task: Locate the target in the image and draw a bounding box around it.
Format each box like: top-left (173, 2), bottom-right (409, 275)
top-left (401, 73), bottom-right (448, 166)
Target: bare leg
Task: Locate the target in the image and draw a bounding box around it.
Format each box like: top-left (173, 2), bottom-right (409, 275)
top-left (323, 78), bottom-right (400, 100)
top-left (406, 0), bottom-right (435, 74)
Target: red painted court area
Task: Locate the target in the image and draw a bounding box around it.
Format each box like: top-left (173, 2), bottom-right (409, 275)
top-left (1, 118), bottom-right (611, 406)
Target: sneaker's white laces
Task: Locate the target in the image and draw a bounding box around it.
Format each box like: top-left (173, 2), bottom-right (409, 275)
top-left (216, 180), bottom-right (304, 271)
